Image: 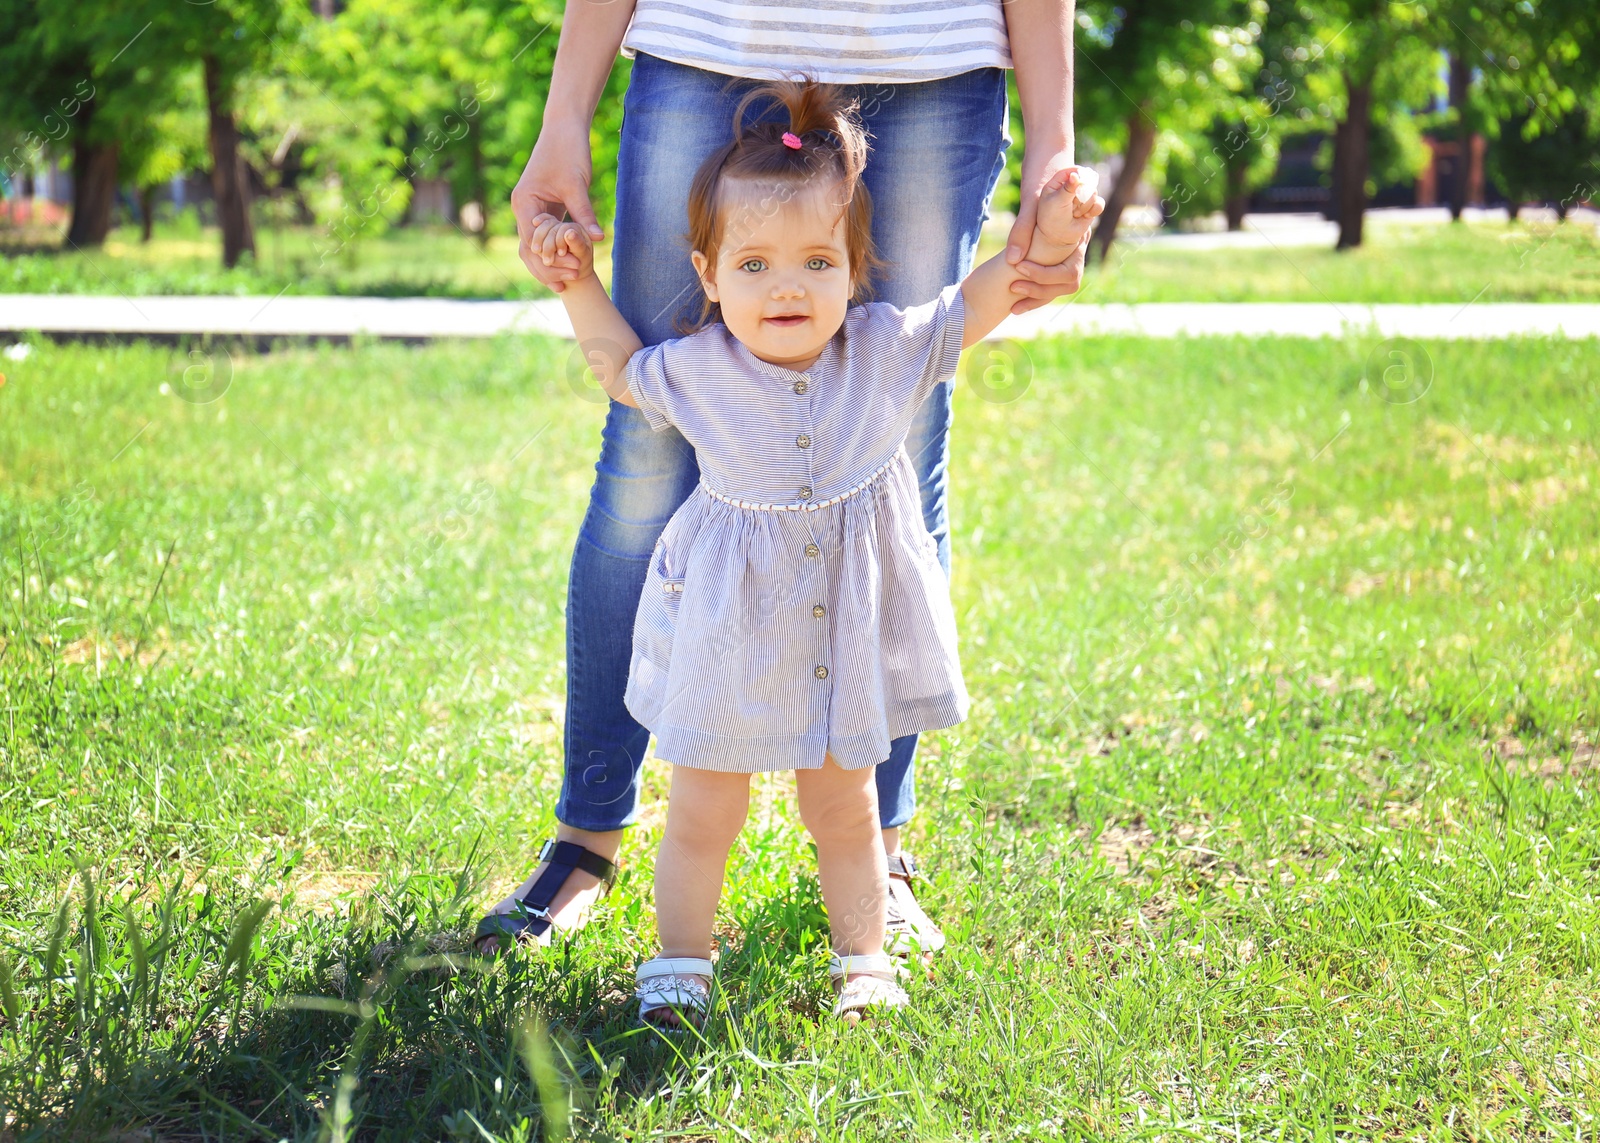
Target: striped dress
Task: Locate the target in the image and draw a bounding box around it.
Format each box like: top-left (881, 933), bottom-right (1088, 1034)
top-left (620, 0), bottom-right (1013, 86)
top-left (622, 284), bottom-right (971, 773)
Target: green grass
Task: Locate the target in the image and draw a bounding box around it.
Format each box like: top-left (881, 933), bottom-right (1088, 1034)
top-left (1076, 217), bottom-right (1600, 304)
top-left (0, 223), bottom-right (562, 300)
top-left (4, 214), bottom-right (1598, 302)
top-left (1, 331), bottom-right (1598, 1140)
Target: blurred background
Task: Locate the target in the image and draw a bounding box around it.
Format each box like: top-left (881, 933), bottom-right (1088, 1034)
top-left (1, 0), bottom-right (1596, 302)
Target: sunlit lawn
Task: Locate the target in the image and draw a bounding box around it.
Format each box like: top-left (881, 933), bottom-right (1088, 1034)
top-left (3, 212), bottom-right (1598, 302)
top-left (0, 331), bottom-right (1597, 1139)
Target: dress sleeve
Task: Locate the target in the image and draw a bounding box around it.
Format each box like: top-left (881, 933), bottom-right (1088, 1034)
top-left (853, 282), bottom-right (967, 410)
top-left (624, 339), bottom-right (682, 432)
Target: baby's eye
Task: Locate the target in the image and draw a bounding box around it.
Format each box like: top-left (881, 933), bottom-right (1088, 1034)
top-left (806, 257), bottom-right (831, 271)
top-left (740, 258), bottom-right (767, 273)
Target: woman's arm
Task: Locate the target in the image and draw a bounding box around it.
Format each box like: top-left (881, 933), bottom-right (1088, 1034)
top-left (510, 0), bottom-right (639, 290)
top-left (1003, 0), bottom-right (1086, 314)
top-left (532, 216), bottom-right (644, 405)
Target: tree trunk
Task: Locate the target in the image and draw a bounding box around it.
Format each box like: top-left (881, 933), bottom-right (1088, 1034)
top-left (466, 105), bottom-right (488, 247)
top-left (65, 102), bottom-right (119, 249)
top-left (1224, 157), bottom-right (1249, 231)
top-left (1448, 52), bottom-right (1470, 221)
top-left (139, 185), bottom-right (156, 242)
top-left (1092, 108), bottom-right (1158, 262)
top-left (204, 54), bottom-right (256, 268)
top-left (1333, 75), bottom-right (1372, 250)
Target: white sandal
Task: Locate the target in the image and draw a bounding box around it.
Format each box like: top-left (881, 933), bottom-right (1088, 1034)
top-left (635, 956), bottom-right (713, 1029)
top-left (884, 852), bottom-right (946, 956)
top-left (829, 952), bottom-right (910, 1023)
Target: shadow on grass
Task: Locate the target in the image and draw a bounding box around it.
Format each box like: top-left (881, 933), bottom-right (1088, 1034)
top-left (0, 855), bottom-right (848, 1141)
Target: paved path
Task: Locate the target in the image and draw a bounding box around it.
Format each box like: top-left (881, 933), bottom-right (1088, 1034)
top-left (4, 293), bottom-right (1599, 341)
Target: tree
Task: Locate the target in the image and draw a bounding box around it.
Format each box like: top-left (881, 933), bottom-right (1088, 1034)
top-left (90, 0), bottom-right (300, 267)
top-left (1075, 0), bottom-right (1266, 259)
top-left (123, 74), bottom-right (208, 242)
top-left (1489, 108), bottom-right (1600, 216)
top-left (0, 2), bottom-right (130, 247)
top-left (1274, 0), bottom-right (1437, 249)
top-left (1449, 0), bottom-right (1600, 215)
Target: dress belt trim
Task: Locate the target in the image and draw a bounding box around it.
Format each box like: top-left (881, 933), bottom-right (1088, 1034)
top-left (701, 453), bottom-right (898, 512)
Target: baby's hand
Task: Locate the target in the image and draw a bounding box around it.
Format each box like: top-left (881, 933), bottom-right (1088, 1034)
top-left (1034, 166), bottom-right (1106, 255)
top-left (529, 212), bottom-right (595, 284)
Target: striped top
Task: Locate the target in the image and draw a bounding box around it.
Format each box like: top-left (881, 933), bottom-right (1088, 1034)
top-left (621, 284), bottom-right (971, 773)
top-left (620, 0), bottom-right (1013, 86)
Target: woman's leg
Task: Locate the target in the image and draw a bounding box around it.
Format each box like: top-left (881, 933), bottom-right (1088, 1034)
top-left (854, 70), bottom-right (1011, 831)
top-left (484, 56), bottom-right (754, 936)
top-left (797, 756), bottom-right (888, 958)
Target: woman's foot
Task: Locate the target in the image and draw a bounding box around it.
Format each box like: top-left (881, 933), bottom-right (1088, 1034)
top-left (882, 851), bottom-right (945, 957)
top-left (474, 829), bottom-right (621, 954)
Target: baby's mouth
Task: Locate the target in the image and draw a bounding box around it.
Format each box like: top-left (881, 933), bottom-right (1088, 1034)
top-left (763, 314), bottom-right (810, 327)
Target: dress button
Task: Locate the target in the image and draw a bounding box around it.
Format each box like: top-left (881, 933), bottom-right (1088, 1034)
top-left (796, 434), bottom-right (811, 449)
top-left (798, 485), bottom-right (812, 499)
top-left (793, 378), bottom-right (809, 395)
top-left (814, 664), bottom-right (829, 680)
top-left (812, 604), bottom-right (825, 618)
top-left (804, 542), bottom-right (820, 558)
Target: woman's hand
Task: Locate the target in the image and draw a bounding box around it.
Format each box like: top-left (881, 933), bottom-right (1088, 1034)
top-left (512, 120), bottom-right (605, 292)
top-left (530, 212), bottom-right (596, 282)
top-left (1004, 148), bottom-right (1092, 314)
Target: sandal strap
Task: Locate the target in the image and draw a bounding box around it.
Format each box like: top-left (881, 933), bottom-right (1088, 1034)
top-left (828, 952), bottom-right (898, 981)
top-left (833, 973), bottom-right (910, 1017)
top-left (511, 839), bottom-right (617, 920)
top-left (886, 852), bottom-right (919, 882)
top-left (636, 956), bottom-right (714, 981)
top-left (635, 957), bottom-right (713, 1019)
top-left (534, 838), bottom-right (618, 892)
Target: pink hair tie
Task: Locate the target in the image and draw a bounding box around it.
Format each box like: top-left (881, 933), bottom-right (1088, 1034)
top-left (781, 132), bottom-right (803, 150)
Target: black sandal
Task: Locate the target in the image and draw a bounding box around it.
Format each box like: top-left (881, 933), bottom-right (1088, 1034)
top-left (474, 839), bottom-right (618, 954)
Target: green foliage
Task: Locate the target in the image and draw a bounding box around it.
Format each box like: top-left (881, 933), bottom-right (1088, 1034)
top-left (1160, 112), bottom-right (1282, 221)
top-left (1310, 99), bottom-right (1434, 194)
top-left (1488, 109), bottom-right (1600, 209)
top-left (1075, 0), bottom-right (1268, 141)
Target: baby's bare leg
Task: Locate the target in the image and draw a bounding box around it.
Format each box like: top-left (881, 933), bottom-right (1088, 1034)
top-left (655, 765), bottom-right (751, 958)
top-left (797, 755), bottom-right (887, 957)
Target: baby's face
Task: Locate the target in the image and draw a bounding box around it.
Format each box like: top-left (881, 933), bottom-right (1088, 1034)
top-left (692, 179), bottom-right (854, 371)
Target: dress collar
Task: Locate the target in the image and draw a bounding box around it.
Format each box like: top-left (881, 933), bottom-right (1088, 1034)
top-left (725, 321), bottom-right (845, 383)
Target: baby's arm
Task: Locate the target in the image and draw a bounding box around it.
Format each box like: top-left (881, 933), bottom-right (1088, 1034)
top-left (530, 214), bottom-right (644, 406)
top-left (958, 168), bottom-right (1104, 349)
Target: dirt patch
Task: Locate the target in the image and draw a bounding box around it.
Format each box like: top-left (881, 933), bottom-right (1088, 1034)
top-left (285, 870), bottom-right (382, 917)
top-left (1496, 730), bottom-right (1600, 784)
top-left (1092, 822), bottom-right (1156, 875)
top-left (59, 632), bottom-right (176, 669)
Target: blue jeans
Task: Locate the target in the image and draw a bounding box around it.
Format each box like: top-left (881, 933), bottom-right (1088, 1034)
top-left (557, 53), bottom-right (1010, 831)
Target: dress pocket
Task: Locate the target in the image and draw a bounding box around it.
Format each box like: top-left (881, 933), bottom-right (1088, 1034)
top-left (654, 538), bottom-right (684, 621)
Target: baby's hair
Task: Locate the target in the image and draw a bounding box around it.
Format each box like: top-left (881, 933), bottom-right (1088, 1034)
top-left (680, 78), bottom-right (885, 334)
